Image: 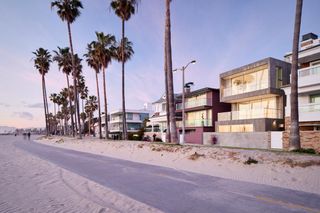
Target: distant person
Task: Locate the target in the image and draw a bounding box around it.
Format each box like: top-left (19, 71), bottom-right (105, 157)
top-left (27, 132), bottom-right (31, 140)
top-left (153, 134), bottom-right (156, 142)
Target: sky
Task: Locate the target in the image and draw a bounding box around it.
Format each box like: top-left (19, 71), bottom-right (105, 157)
top-left (0, 0), bottom-right (319, 128)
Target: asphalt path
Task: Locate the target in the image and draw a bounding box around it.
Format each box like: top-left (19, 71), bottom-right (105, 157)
top-left (15, 138), bottom-right (320, 213)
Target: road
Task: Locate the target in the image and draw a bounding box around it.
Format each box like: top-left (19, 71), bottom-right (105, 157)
top-left (5, 136), bottom-right (320, 212)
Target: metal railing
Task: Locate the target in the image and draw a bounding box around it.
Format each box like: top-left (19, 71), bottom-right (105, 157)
top-left (176, 98), bottom-right (212, 110)
top-left (299, 64), bottom-right (320, 77)
top-left (218, 108), bottom-right (282, 121)
top-left (222, 82), bottom-right (268, 97)
top-left (299, 103), bottom-right (320, 113)
top-left (177, 119), bottom-right (212, 127)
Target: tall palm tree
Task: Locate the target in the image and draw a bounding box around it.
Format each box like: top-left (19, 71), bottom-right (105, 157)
top-left (51, 0), bottom-right (83, 139)
top-left (85, 95), bottom-right (98, 137)
top-left (84, 43), bottom-right (102, 139)
top-left (165, 0), bottom-right (178, 143)
top-left (32, 48), bottom-right (52, 136)
top-left (93, 32), bottom-right (116, 139)
top-left (53, 47), bottom-right (75, 136)
top-left (289, 0), bottom-right (303, 151)
top-left (110, 0), bottom-right (139, 140)
top-left (49, 93), bottom-right (59, 134)
top-left (72, 53), bottom-right (83, 132)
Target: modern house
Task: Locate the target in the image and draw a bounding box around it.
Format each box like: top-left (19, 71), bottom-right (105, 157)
top-left (98, 109), bottom-right (150, 139)
top-left (282, 32), bottom-right (320, 152)
top-left (215, 57), bottom-right (291, 133)
top-left (145, 94), bottom-right (181, 142)
top-left (175, 87), bottom-right (230, 144)
top-left (283, 33), bottom-right (320, 130)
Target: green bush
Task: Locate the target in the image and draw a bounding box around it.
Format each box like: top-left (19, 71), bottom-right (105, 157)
top-left (292, 148), bottom-right (317, 154)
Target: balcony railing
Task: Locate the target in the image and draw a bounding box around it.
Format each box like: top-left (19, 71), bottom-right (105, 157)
top-left (177, 119), bottom-right (212, 128)
top-left (299, 103), bottom-right (320, 113)
top-left (218, 108), bottom-right (282, 121)
top-left (299, 64), bottom-right (320, 77)
top-left (222, 82), bottom-right (268, 97)
top-left (176, 98), bottom-right (212, 110)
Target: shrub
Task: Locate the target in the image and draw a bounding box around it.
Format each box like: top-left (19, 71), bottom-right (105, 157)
top-left (292, 148), bottom-right (317, 155)
top-left (244, 157), bottom-right (258, 165)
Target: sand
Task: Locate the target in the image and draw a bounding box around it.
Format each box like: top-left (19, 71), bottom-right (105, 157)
top-left (0, 136), bottom-right (162, 213)
top-left (36, 136), bottom-right (320, 195)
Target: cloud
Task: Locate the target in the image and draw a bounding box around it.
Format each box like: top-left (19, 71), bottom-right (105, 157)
top-left (0, 102), bottom-right (10, 107)
top-left (27, 103), bottom-right (46, 108)
top-left (12, 112), bottom-right (34, 120)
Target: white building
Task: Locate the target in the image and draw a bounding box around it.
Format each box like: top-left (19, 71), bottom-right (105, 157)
top-left (283, 32), bottom-right (320, 130)
top-left (96, 108), bottom-right (151, 139)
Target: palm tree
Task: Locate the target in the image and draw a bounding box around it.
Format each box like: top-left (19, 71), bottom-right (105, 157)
top-left (289, 0), bottom-right (303, 151)
top-left (72, 53), bottom-right (83, 132)
top-left (53, 47), bottom-right (75, 136)
top-left (51, 0), bottom-right (83, 139)
top-left (92, 32), bottom-right (116, 139)
top-left (84, 43), bottom-right (102, 139)
top-left (110, 0), bottom-right (139, 140)
top-left (49, 93), bottom-right (59, 134)
top-left (85, 95), bottom-right (98, 137)
top-left (165, 0), bottom-right (178, 143)
top-left (32, 48), bottom-right (52, 136)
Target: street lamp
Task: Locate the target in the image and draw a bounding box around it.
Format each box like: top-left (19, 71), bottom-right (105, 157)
top-left (173, 60), bottom-right (196, 144)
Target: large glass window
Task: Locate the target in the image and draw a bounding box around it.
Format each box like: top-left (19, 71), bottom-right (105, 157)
top-left (310, 94), bottom-right (320, 103)
top-left (223, 65), bottom-right (268, 97)
top-left (218, 124), bottom-right (253, 132)
top-left (126, 113), bottom-right (133, 120)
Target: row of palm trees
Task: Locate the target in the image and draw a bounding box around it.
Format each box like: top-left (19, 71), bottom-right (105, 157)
top-left (33, 0), bottom-right (137, 140)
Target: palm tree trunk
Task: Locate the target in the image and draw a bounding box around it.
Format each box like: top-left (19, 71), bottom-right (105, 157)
top-left (88, 112), bottom-right (91, 136)
top-left (102, 66), bottom-right (109, 140)
top-left (67, 21), bottom-right (82, 139)
top-left (96, 72), bottom-right (102, 139)
top-left (163, 6), bottom-right (171, 143)
top-left (121, 19), bottom-right (127, 140)
top-left (66, 74), bottom-right (75, 136)
top-left (165, 0), bottom-right (178, 144)
top-left (43, 76), bottom-right (50, 135)
top-left (41, 74), bottom-right (49, 136)
top-left (289, 0), bottom-right (303, 151)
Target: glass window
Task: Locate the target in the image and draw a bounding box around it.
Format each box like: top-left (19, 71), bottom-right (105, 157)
top-left (310, 94), bottom-right (320, 103)
top-left (276, 67), bottom-right (283, 88)
top-left (126, 113), bottom-right (133, 120)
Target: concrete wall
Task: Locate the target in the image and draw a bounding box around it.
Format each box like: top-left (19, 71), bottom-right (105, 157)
top-left (203, 132), bottom-right (270, 149)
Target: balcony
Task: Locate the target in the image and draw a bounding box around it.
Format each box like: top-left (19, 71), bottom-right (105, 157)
top-left (176, 98), bottom-right (212, 110)
top-left (177, 119), bottom-right (212, 128)
top-left (222, 83), bottom-right (268, 97)
top-left (299, 103), bottom-right (320, 122)
top-left (298, 65), bottom-right (320, 88)
top-left (218, 108), bottom-right (282, 121)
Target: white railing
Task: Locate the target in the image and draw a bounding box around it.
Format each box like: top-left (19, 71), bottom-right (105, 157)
top-left (176, 98), bottom-right (212, 110)
top-left (218, 108), bottom-right (282, 121)
top-left (222, 82), bottom-right (268, 97)
top-left (299, 103), bottom-right (320, 113)
top-left (177, 119), bottom-right (212, 127)
top-left (299, 64), bottom-right (320, 77)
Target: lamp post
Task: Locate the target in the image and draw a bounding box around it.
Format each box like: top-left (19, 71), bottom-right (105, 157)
top-left (173, 60), bottom-right (196, 144)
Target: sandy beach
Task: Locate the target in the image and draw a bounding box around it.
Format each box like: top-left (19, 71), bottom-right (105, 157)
top-left (0, 136), bottom-right (161, 213)
top-left (36, 136), bottom-right (320, 195)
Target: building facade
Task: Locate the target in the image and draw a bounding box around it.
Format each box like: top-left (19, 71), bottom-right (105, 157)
top-left (216, 57), bottom-right (291, 133)
top-left (176, 87), bottom-right (230, 144)
top-left (98, 109), bottom-right (150, 139)
top-left (145, 94), bottom-right (181, 142)
top-left (283, 32), bottom-right (320, 131)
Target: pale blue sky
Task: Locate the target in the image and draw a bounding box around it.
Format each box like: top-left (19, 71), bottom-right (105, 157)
top-left (0, 0), bottom-right (319, 128)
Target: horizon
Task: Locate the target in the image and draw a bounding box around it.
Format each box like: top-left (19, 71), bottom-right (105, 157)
top-left (0, 0), bottom-right (319, 128)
